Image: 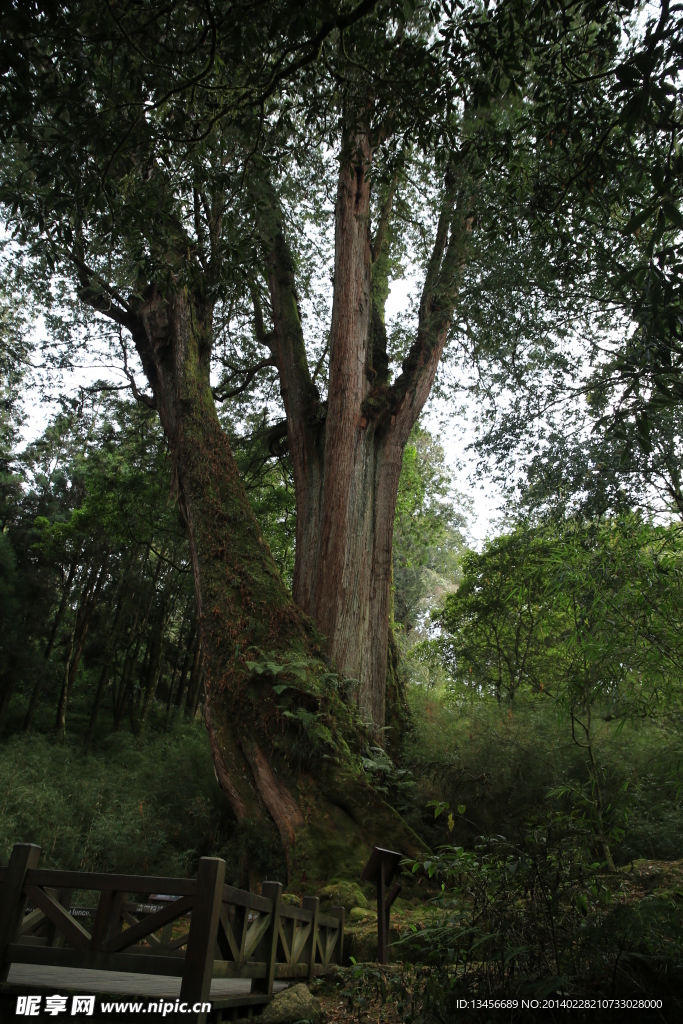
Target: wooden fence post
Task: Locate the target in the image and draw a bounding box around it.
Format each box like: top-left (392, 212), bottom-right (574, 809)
top-left (302, 896), bottom-right (319, 980)
top-left (361, 847), bottom-right (402, 967)
top-left (0, 843), bottom-right (41, 981)
top-left (180, 857), bottom-right (226, 1024)
top-left (254, 881), bottom-right (282, 996)
top-left (46, 889), bottom-right (73, 948)
top-left (329, 906), bottom-right (345, 965)
top-left (376, 860), bottom-right (387, 965)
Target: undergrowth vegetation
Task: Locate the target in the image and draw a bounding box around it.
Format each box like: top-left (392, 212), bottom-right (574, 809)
top-left (0, 721), bottom-right (227, 876)
top-left (0, 706), bottom-right (286, 885)
top-left (333, 686), bottom-right (683, 1017)
top-left (403, 685), bottom-right (683, 866)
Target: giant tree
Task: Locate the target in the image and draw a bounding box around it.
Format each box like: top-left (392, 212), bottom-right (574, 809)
top-left (2, 0), bottom-right (443, 882)
top-left (1, 0), bottom-right (636, 877)
top-left (220, 0), bottom-right (634, 732)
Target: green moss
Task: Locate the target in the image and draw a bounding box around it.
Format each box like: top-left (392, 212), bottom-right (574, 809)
top-left (319, 881), bottom-right (369, 911)
top-left (348, 906), bottom-right (375, 921)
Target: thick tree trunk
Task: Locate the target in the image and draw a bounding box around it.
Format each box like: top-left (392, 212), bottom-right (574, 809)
top-left (261, 145), bottom-right (469, 736)
top-left (123, 283), bottom-right (424, 885)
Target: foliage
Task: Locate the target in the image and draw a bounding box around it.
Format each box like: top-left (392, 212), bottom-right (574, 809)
top-left (0, 3), bottom-right (682, 1003)
top-left (359, 745), bottom-right (416, 817)
top-left (451, 0), bottom-right (683, 530)
top-left (396, 819), bottom-right (683, 1007)
top-left (439, 515), bottom-right (683, 714)
top-left (224, 411), bottom-right (297, 588)
top-left (0, 721), bottom-right (236, 877)
top-left (393, 425), bottom-right (467, 636)
top-left (0, 395), bottom-right (197, 738)
top-left (402, 685), bottom-right (683, 869)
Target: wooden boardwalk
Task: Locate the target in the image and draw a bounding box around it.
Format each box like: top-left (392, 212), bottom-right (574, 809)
top-left (6, 964), bottom-right (290, 998)
top-left (0, 844), bottom-right (344, 1022)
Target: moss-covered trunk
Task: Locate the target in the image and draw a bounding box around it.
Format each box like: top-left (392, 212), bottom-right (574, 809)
top-left (127, 284), bottom-right (423, 888)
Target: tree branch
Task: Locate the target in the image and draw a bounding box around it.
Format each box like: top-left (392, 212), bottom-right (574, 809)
top-left (120, 332), bottom-right (157, 408)
top-left (250, 286), bottom-right (277, 350)
top-left (265, 418), bottom-right (289, 458)
top-left (193, 188), bottom-right (209, 271)
top-left (366, 173), bottom-right (472, 440)
top-left (212, 357), bottom-right (277, 402)
top-left (67, 249), bottom-right (140, 335)
top-left (256, 0), bottom-right (381, 106)
top-left (371, 172), bottom-right (399, 263)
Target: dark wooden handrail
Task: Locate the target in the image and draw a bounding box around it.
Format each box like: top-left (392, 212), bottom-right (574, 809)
top-left (0, 843), bottom-right (344, 1024)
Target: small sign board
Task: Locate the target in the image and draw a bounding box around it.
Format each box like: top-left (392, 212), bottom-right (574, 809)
top-left (360, 846), bottom-right (403, 965)
top-left (360, 847), bottom-right (402, 887)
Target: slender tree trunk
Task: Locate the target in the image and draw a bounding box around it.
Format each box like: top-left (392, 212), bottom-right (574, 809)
top-left (114, 633), bottom-right (142, 731)
top-left (84, 663), bottom-right (110, 751)
top-left (24, 554), bottom-right (80, 732)
top-left (173, 622), bottom-right (196, 711)
top-left (0, 659), bottom-right (18, 731)
top-left (138, 588), bottom-right (173, 729)
top-left (84, 564), bottom-right (133, 748)
top-left (584, 708), bottom-right (617, 873)
top-left (55, 554), bottom-right (109, 739)
top-left (185, 635), bottom-right (204, 719)
top-left (189, 666), bottom-right (205, 719)
top-left (164, 607), bottom-right (190, 728)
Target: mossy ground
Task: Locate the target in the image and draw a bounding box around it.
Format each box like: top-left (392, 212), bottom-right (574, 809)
top-left (312, 858), bottom-right (683, 1021)
top-left (337, 862), bottom-right (683, 965)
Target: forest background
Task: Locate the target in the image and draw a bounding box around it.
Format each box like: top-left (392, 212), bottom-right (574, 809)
top-left (1, 0), bottom-right (682, 1015)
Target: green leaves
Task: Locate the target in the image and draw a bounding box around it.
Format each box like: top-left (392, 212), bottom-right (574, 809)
top-left (246, 655), bottom-right (311, 685)
top-left (442, 514), bottom-right (683, 725)
top-left (393, 424), bottom-right (467, 634)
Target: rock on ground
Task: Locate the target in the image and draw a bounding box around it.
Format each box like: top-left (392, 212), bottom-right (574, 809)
top-left (260, 983), bottom-right (323, 1023)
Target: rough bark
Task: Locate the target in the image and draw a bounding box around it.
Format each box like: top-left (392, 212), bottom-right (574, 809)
top-left (88, 280), bottom-right (426, 886)
top-left (260, 146), bottom-right (470, 735)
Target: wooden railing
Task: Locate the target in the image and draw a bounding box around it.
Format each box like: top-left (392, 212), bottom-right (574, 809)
top-left (0, 844), bottom-right (344, 1022)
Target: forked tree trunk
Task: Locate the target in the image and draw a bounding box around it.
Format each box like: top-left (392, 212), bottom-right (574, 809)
top-left (99, 282), bottom-right (426, 885)
top-left (260, 141), bottom-right (470, 735)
